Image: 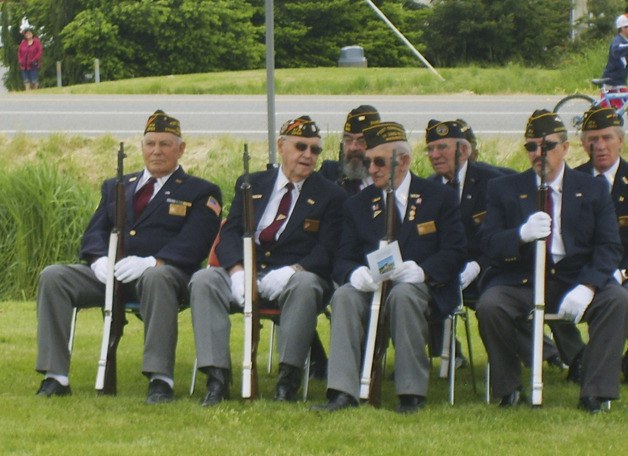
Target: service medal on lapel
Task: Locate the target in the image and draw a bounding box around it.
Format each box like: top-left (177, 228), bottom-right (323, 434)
top-left (372, 196), bottom-right (382, 218)
top-left (408, 193), bottom-right (422, 221)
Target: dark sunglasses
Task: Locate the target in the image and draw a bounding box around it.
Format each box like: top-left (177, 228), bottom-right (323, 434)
top-left (290, 140), bottom-right (323, 155)
top-left (523, 141), bottom-right (560, 153)
top-left (363, 156), bottom-right (387, 168)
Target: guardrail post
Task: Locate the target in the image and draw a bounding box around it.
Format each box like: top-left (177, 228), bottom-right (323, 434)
top-left (56, 61), bottom-right (62, 87)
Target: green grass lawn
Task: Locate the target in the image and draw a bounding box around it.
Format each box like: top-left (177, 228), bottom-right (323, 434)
top-left (1, 301), bottom-right (626, 455)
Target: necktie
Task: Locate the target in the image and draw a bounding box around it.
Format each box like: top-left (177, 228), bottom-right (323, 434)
top-left (133, 177), bottom-right (156, 220)
top-left (544, 187), bottom-right (554, 256)
top-left (259, 183), bottom-right (294, 248)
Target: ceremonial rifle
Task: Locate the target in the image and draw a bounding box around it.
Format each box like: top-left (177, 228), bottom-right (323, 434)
top-left (531, 136), bottom-right (549, 407)
top-left (439, 141), bottom-right (462, 380)
top-left (241, 144), bottom-right (260, 400)
top-left (96, 142), bottom-right (126, 395)
top-left (360, 150), bottom-right (398, 406)
top-left (336, 141), bottom-right (345, 186)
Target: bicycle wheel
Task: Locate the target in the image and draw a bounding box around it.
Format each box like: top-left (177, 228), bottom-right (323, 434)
top-left (553, 94), bottom-right (595, 134)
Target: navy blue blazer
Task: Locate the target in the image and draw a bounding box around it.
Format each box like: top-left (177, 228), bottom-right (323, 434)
top-left (333, 172), bottom-right (467, 319)
top-left (480, 167), bottom-right (622, 295)
top-left (429, 161), bottom-right (503, 268)
top-left (216, 169), bottom-right (346, 280)
top-left (575, 158), bottom-right (628, 269)
top-left (80, 167), bottom-right (222, 275)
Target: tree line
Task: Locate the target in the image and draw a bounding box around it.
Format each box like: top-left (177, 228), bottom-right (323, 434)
top-left (1, 0), bottom-right (626, 90)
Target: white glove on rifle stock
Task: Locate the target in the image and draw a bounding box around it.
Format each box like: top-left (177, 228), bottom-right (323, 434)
top-left (258, 266), bottom-right (295, 301)
top-left (460, 261), bottom-right (481, 290)
top-left (114, 256), bottom-right (157, 283)
top-left (519, 211), bottom-right (551, 243)
top-left (349, 266), bottom-right (379, 292)
top-left (90, 256), bottom-right (109, 284)
top-left (557, 284), bottom-right (594, 324)
top-left (230, 270), bottom-right (245, 307)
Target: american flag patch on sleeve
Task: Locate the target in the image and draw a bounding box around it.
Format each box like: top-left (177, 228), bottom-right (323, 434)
top-left (206, 196), bottom-right (221, 217)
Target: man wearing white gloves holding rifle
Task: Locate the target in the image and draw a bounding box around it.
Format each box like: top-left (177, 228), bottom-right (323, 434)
top-left (476, 109), bottom-right (628, 413)
top-left (35, 110), bottom-right (222, 404)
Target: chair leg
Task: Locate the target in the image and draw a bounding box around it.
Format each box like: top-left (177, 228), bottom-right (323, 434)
top-left (485, 362), bottom-right (491, 404)
top-left (462, 310), bottom-right (477, 394)
top-left (439, 316), bottom-right (453, 378)
top-left (267, 321), bottom-right (275, 374)
top-left (68, 307), bottom-right (79, 355)
top-left (448, 313), bottom-right (457, 405)
top-left (190, 358), bottom-right (198, 396)
top-left (302, 349), bottom-right (311, 402)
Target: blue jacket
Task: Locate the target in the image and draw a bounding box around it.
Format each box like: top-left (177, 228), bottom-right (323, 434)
top-left (602, 34), bottom-right (628, 86)
top-left (216, 169), bottom-right (346, 280)
top-left (80, 167), bottom-right (222, 275)
top-left (333, 172), bottom-right (467, 320)
top-left (575, 158), bottom-right (628, 269)
top-left (480, 167), bottom-right (622, 304)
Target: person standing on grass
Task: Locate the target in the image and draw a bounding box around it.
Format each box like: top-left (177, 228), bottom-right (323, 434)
top-left (35, 110), bottom-right (222, 404)
top-left (476, 109), bottom-right (628, 413)
top-left (575, 106), bottom-right (628, 382)
top-left (311, 121), bottom-right (466, 414)
top-left (17, 26), bottom-right (42, 90)
top-left (189, 116), bottom-right (346, 406)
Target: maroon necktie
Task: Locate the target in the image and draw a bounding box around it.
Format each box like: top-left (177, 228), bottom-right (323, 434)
top-left (133, 177), bottom-right (156, 220)
top-left (259, 183), bottom-right (294, 248)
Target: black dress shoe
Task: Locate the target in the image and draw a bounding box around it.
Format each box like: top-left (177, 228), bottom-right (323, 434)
top-left (274, 364), bottom-right (302, 402)
top-left (578, 396), bottom-right (603, 414)
top-left (396, 395), bottom-right (426, 414)
top-left (622, 350), bottom-right (628, 383)
top-left (546, 354), bottom-right (566, 370)
top-left (36, 378), bottom-right (71, 397)
top-left (310, 392), bottom-right (358, 412)
top-left (566, 350), bottom-right (583, 384)
top-left (201, 367), bottom-right (230, 407)
top-left (146, 379), bottom-right (174, 404)
top-left (499, 387), bottom-right (525, 407)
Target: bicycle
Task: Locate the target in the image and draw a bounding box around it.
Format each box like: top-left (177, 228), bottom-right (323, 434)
top-left (553, 78), bottom-right (628, 133)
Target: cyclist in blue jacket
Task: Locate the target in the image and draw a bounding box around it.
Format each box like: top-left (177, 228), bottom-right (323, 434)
top-left (601, 14), bottom-right (628, 108)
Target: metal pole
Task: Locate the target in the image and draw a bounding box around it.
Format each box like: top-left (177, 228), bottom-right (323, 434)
top-left (94, 58), bottom-right (100, 83)
top-left (364, 0), bottom-right (445, 81)
top-left (56, 61), bottom-right (62, 87)
top-left (265, 0), bottom-right (277, 166)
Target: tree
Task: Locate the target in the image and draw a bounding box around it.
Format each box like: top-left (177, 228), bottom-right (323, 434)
top-left (1, 0), bottom-right (25, 90)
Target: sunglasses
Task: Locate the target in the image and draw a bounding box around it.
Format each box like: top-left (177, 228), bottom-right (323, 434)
top-left (363, 156), bottom-right (387, 168)
top-left (523, 140), bottom-right (560, 153)
top-left (287, 140), bottom-right (323, 155)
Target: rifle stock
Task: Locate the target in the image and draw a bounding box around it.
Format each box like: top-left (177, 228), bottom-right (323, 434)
top-left (531, 136), bottom-right (549, 407)
top-left (360, 150), bottom-right (398, 406)
top-left (241, 144), bottom-right (260, 399)
top-left (96, 142), bottom-right (127, 394)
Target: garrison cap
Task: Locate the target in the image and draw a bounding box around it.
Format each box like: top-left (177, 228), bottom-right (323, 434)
top-left (456, 118), bottom-right (477, 148)
top-left (279, 115), bottom-right (321, 138)
top-left (363, 121), bottom-right (407, 150)
top-left (582, 106), bottom-right (624, 130)
top-left (426, 119), bottom-right (465, 143)
top-left (524, 109), bottom-right (566, 138)
top-left (144, 110), bottom-right (181, 137)
top-left (344, 105), bottom-right (381, 133)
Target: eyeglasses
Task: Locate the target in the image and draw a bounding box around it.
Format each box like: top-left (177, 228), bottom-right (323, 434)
top-left (286, 139), bottom-right (323, 155)
top-left (523, 141), bottom-right (560, 153)
top-left (363, 156), bottom-right (387, 168)
top-left (426, 143), bottom-right (452, 154)
top-left (343, 136), bottom-right (367, 147)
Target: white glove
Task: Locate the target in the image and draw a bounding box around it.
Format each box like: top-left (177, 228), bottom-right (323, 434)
top-left (90, 256), bottom-right (109, 284)
top-left (391, 260), bottom-right (425, 284)
top-left (613, 269), bottom-right (624, 284)
top-left (519, 211), bottom-right (551, 243)
top-left (349, 266), bottom-right (379, 292)
top-left (557, 285), bottom-right (594, 324)
top-left (114, 256), bottom-right (157, 283)
top-left (230, 270), bottom-right (245, 306)
top-left (258, 266), bottom-right (295, 301)
top-left (460, 261), bottom-right (481, 290)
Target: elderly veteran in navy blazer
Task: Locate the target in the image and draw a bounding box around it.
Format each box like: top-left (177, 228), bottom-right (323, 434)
top-left (319, 105), bottom-right (380, 194)
top-left (575, 106), bottom-right (628, 381)
top-left (35, 110), bottom-right (222, 403)
top-left (476, 109), bottom-right (628, 413)
top-left (311, 121), bottom-right (467, 414)
top-left (189, 116), bottom-right (346, 406)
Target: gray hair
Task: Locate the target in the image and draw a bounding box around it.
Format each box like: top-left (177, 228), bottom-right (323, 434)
top-left (580, 125), bottom-right (625, 143)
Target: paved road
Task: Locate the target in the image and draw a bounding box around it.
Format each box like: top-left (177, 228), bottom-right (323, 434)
top-left (0, 93), bottom-right (564, 140)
